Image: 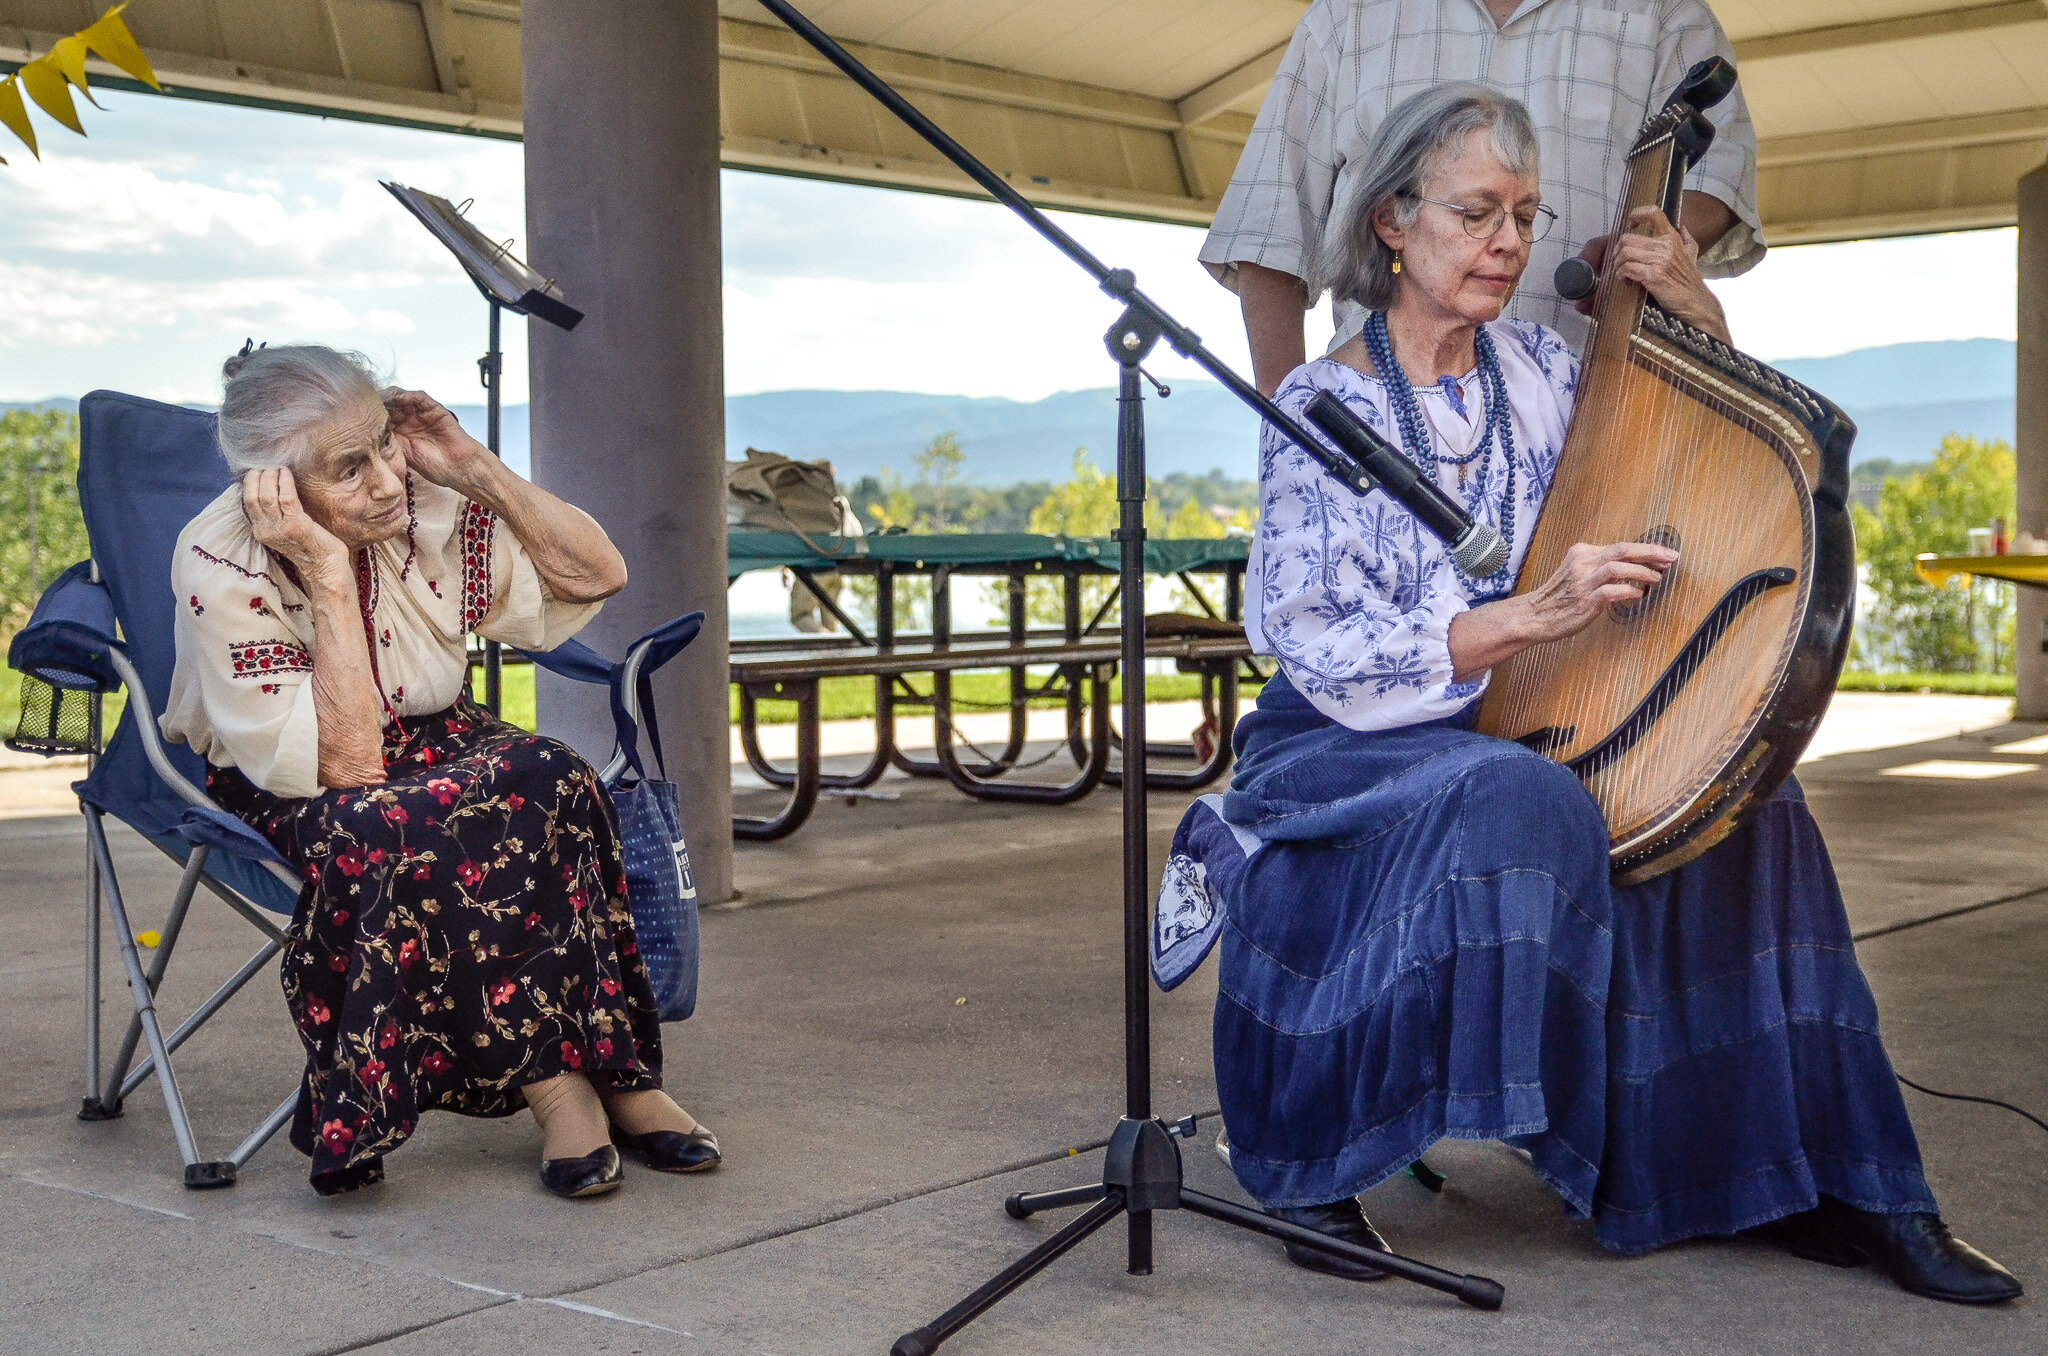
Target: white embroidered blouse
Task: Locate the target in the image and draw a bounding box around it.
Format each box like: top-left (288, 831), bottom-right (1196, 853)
top-left (1247, 317), bottom-right (1577, 731)
top-left (161, 474), bottom-right (603, 798)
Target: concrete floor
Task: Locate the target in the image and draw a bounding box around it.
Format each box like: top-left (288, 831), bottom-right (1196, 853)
top-left (2, 701), bottom-right (2045, 1354)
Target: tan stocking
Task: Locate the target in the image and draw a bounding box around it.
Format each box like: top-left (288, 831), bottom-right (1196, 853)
top-left (524, 1072), bottom-right (611, 1160)
top-left (601, 1087), bottom-right (700, 1137)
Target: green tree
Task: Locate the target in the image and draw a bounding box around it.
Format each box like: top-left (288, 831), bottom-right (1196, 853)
top-left (0, 409), bottom-right (87, 640)
top-left (1023, 449), bottom-right (1168, 626)
top-left (1851, 433), bottom-right (2016, 673)
top-left (914, 431), bottom-right (967, 532)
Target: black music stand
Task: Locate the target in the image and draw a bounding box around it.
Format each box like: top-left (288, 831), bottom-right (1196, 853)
top-left (750, 5), bottom-right (1506, 1352)
top-left (380, 181), bottom-right (584, 713)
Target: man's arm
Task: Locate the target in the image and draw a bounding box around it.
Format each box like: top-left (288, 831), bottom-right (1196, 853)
top-left (1239, 262), bottom-right (1312, 398)
top-left (1680, 191), bottom-right (1735, 258)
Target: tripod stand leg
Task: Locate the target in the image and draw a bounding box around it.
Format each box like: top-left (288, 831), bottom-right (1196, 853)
top-left (1006, 1182), bottom-right (1107, 1219)
top-left (893, 1191), bottom-right (1126, 1356)
top-left (1179, 1189), bottom-right (1505, 1311)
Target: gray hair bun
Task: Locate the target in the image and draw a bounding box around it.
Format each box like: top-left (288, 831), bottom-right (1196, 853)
top-left (217, 343), bottom-right (383, 475)
top-left (221, 338), bottom-right (264, 382)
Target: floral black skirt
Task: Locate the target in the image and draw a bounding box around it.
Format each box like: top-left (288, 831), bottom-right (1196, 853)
top-left (209, 697), bottom-right (663, 1192)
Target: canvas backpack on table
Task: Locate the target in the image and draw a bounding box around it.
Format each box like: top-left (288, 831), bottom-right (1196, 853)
top-left (726, 448), bottom-right (862, 556)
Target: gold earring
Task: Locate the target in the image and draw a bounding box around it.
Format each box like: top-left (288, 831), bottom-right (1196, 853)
top-left (1392, 255), bottom-right (1402, 275)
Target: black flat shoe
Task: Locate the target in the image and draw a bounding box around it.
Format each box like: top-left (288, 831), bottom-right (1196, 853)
top-left (312, 1154), bottom-right (385, 1197)
top-left (1818, 1197), bottom-right (2023, 1304)
top-left (541, 1144), bottom-right (624, 1199)
top-left (1739, 1207), bottom-right (1863, 1268)
top-left (612, 1123), bottom-right (721, 1173)
top-left (1267, 1199), bottom-right (1390, 1282)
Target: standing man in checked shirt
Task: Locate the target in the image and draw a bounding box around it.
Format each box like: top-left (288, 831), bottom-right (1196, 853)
top-left (1201, 0), bottom-right (1763, 395)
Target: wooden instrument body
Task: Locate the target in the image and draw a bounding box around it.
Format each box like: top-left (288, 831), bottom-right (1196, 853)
top-left (1474, 105), bottom-right (1857, 883)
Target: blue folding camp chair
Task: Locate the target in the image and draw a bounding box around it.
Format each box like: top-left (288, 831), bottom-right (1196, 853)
top-left (8, 391), bottom-right (307, 1189)
top-left (10, 390), bottom-right (704, 1189)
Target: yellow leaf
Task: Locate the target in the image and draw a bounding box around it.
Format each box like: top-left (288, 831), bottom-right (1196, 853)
top-left (0, 76), bottom-right (38, 159)
top-left (83, 5), bottom-right (162, 91)
top-left (18, 58), bottom-right (85, 134)
top-left (47, 35), bottom-right (106, 109)
top-left (47, 34), bottom-right (90, 90)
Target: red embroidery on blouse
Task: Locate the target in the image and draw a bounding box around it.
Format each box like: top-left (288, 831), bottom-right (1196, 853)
top-left (459, 500), bottom-right (496, 632)
top-left (190, 546), bottom-right (303, 611)
top-left (228, 640), bottom-right (312, 678)
top-left (355, 549), bottom-right (395, 719)
top-left (191, 545), bottom-right (286, 591)
top-left (398, 474), bottom-right (420, 581)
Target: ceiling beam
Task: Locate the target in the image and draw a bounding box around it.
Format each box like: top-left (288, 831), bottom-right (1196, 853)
top-left (0, 24), bottom-right (519, 136)
top-left (1758, 107), bottom-right (2048, 168)
top-left (719, 18), bottom-right (1186, 133)
top-left (1175, 40), bottom-right (1288, 127)
top-left (417, 1), bottom-right (478, 115)
top-left (1732, 1), bottom-right (2048, 65)
top-left (1766, 202), bottom-right (2019, 246)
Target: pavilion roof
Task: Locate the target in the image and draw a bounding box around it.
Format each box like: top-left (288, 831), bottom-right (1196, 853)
top-left (3, 1), bottom-right (2045, 242)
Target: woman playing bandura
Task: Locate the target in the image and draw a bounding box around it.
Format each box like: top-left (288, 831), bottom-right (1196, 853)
top-left (162, 344), bottom-right (717, 1198)
top-left (1193, 84), bottom-right (2019, 1303)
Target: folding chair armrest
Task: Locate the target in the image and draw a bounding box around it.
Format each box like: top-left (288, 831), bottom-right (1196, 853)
top-left (98, 649), bottom-right (302, 889)
top-left (519, 613), bottom-right (705, 784)
top-left (104, 649), bottom-right (214, 811)
top-left (8, 560), bottom-right (124, 693)
top-left (174, 807), bottom-right (293, 871)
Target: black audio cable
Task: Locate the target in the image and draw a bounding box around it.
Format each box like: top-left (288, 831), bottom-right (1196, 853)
top-left (1898, 1074), bottom-right (2048, 1139)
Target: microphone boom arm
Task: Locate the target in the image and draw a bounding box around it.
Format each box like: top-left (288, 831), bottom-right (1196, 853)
top-left (749, 0), bottom-right (1409, 511)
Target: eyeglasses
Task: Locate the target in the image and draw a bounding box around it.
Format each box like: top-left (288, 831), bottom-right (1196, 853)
top-left (1402, 193), bottom-right (1558, 244)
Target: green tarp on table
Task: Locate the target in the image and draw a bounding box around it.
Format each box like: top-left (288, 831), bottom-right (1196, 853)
top-left (727, 532), bottom-right (1248, 578)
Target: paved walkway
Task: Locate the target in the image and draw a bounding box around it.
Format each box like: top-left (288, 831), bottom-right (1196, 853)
top-left (2, 694), bottom-right (2043, 1353)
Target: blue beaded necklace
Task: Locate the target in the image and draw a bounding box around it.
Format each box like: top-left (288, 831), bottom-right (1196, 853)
top-left (1362, 309), bottom-right (1517, 594)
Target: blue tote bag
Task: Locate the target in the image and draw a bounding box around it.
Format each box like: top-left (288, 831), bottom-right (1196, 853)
top-left (521, 614), bottom-right (704, 1021)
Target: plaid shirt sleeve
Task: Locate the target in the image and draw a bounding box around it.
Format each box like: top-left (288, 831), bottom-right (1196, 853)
top-left (1196, 5), bottom-right (1339, 297)
top-left (1661, 0), bottom-right (1764, 277)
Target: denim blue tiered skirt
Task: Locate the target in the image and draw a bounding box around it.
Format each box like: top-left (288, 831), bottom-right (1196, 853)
top-left (1208, 674), bottom-right (1935, 1253)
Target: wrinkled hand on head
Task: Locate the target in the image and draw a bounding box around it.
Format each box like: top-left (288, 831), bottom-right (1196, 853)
top-left (382, 387), bottom-right (481, 487)
top-left (242, 466), bottom-right (347, 572)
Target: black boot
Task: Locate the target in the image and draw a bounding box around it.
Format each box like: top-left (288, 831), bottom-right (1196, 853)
top-left (1739, 1207), bottom-right (1863, 1268)
top-left (1267, 1198), bottom-right (1390, 1282)
top-left (1818, 1197), bottom-right (2023, 1304)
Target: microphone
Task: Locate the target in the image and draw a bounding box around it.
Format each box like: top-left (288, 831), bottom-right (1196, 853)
top-left (1302, 390), bottom-right (1512, 578)
top-left (1554, 256), bottom-right (1598, 302)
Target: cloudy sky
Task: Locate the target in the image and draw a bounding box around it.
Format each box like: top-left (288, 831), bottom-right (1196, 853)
top-left (0, 88), bottom-right (2022, 407)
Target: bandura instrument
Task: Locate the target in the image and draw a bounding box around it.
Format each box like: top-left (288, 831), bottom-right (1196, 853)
top-left (1475, 59), bottom-right (1857, 884)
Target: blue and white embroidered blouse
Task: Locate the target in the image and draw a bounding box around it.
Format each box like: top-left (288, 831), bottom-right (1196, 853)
top-left (1246, 317), bottom-right (1578, 731)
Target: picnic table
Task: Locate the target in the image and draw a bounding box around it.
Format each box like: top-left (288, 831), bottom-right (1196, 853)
top-left (1914, 553), bottom-right (2048, 589)
top-left (726, 531), bottom-right (1257, 839)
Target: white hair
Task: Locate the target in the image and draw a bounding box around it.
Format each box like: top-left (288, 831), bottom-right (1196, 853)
top-left (1315, 84), bottom-right (1540, 312)
top-left (215, 344), bottom-right (382, 474)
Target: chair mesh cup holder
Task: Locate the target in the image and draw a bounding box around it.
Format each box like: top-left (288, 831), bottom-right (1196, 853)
top-left (7, 670), bottom-right (98, 757)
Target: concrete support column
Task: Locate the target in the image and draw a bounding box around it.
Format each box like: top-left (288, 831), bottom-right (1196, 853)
top-left (2019, 165), bottom-right (2048, 720)
top-left (522, 0), bottom-right (732, 900)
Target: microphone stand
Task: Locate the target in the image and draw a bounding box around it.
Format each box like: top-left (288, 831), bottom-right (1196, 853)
top-left (751, 5), bottom-right (1507, 1349)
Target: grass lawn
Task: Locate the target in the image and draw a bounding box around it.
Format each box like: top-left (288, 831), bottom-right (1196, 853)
top-left (1834, 671), bottom-right (2016, 696)
top-left (488, 663), bottom-right (1252, 729)
top-left (1, 661), bottom-right (2022, 746)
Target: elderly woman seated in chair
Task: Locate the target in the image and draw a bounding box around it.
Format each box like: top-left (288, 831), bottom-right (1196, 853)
top-left (161, 344), bottom-right (717, 1199)
top-left (1203, 83), bottom-right (2019, 1304)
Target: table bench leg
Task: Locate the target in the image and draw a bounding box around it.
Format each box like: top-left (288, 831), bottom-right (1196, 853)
top-left (929, 662), bottom-right (1111, 803)
top-left (736, 681), bottom-right (891, 790)
top-left (734, 680), bottom-right (821, 841)
top-left (1105, 660), bottom-right (1238, 792)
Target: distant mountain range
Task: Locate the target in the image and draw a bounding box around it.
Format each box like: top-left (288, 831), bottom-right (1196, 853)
top-left (7, 337), bottom-right (2020, 479)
